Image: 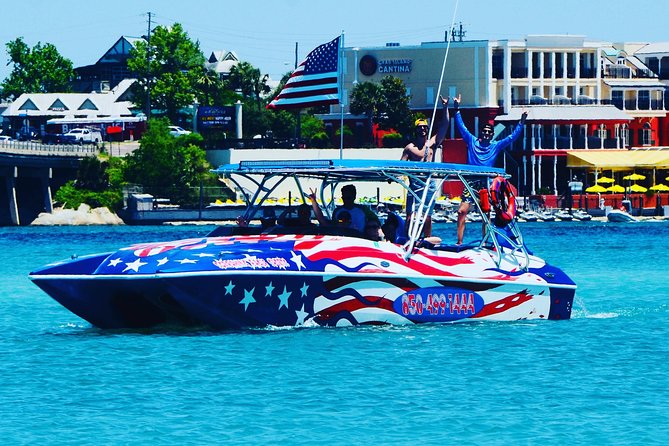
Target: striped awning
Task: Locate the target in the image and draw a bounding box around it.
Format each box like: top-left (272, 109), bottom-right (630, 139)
top-left (566, 149), bottom-right (669, 170)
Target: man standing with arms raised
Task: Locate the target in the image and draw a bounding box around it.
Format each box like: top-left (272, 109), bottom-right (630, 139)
top-left (453, 94), bottom-right (528, 244)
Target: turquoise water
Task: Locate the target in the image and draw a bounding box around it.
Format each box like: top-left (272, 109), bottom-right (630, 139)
top-left (1, 222), bottom-right (668, 445)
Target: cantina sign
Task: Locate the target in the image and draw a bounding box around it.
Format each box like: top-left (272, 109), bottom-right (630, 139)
top-left (359, 55), bottom-right (412, 76)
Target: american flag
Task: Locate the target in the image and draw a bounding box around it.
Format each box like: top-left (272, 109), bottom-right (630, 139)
top-left (266, 36), bottom-right (340, 110)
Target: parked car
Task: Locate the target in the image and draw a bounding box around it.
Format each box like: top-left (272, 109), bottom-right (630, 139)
top-left (61, 128), bottom-right (102, 144)
top-left (0, 135), bottom-right (12, 142)
top-left (16, 127), bottom-right (40, 141)
top-left (168, 126), bottom-right (191, 137)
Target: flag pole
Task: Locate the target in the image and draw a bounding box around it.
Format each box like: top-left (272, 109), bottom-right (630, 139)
top-left (339, 30), bottom-right (345, 159)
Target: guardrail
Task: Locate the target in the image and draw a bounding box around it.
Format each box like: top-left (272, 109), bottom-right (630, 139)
top-left (0, 139), bottom-right (99, 157)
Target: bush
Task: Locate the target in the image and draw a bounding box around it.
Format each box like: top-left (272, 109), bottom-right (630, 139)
top-left (310, 132), bottom-right (330, 148)
top-left (54, 181), bottom-right (124, 211)
top-left (382, 132), bottom-right (403, 148)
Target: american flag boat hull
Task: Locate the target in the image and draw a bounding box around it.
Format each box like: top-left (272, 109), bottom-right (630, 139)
top-left (30, 159), bottom-right (576, 329)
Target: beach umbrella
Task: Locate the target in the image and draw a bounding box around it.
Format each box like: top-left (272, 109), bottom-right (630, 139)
top-left (649, 183), bottom-right (669, 192)
top-left (596, 176), bottom-right (615, 184)
top-left (606, 184), bottom-right (625, 193)
top-left (623, 173), bottom-right (646, 181)
top-left (626, 184), bottom-right (647, 193)
top-left (585, 184), bottom-right (608, 193)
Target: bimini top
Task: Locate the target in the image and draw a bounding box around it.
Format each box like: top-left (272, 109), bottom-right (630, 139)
top-left (212, 158), bottom-right (507, 183)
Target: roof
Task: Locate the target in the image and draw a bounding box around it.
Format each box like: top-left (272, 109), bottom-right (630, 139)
top-left (566, 149), bottom-right (669, 170)
top-left (635, 42), bottom-right (669, 55)
top-left (1, 80), bottom-right (137, 119)
top-left (495, 105), bottom-right (632, 123)
top-left (603, 79), bottom-right (665, 89)
top-left (214, 158), bottom-right (507, 182)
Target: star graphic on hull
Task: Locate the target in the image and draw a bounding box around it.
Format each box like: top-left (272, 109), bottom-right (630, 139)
top-left (295, 304), bottom-right (309, 326)
top-left (265, 282), bottom-right (275, 297)
top-left (240, 287), bottom-right (256, 311)
top-left (224, 280), bottom-right (235, 295)
top-left (123, 258), bottom-right (147, 273)
top-left (108, 258), bottom-right (122, 267)
top-left (290, 251), bottom-right (305, 270)
top-left (300, 282), bottom-right (309, 297)
top-left (157, 257), bottom-right (169, 266)
top-left (277, 286), bottom-right (291, 310)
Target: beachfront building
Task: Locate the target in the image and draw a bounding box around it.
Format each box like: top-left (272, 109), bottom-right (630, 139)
top-left (1, 79), bottom-right (145, 141)
top-left (322, 35), bottom-right (669, 199)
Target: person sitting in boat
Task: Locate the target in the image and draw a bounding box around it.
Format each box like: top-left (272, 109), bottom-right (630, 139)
top-left (308, 185), bottom-right (367, 232)
top-left (364, 218), bottom-right (384, 241)
top-left (278, 203), bottom-right (316, 228)
top-left (381, 211), bottom-right (406, 243)
top-left (401, 95), bottom-right (450, 238)
top-left (452, 94), bottom-right (528, 244)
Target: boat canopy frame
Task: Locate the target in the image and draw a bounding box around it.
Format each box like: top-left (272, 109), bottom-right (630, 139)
top-left (213, 159), bottom-right (531, 269)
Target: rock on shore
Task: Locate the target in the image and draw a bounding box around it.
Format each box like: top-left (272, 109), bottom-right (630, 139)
top-left (31, 204), bottom-right (124, 225)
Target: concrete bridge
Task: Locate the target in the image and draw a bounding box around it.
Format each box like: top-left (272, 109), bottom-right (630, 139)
top-left (0, 141), bottom-right (98, 225)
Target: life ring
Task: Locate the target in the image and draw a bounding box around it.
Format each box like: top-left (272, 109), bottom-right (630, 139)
top-left (489, 176), bottom-right (517, 227)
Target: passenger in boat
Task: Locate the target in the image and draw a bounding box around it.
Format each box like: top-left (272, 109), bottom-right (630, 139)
top-left (401, 95), bottom-right (450, 238)
top-left (364, 219), bottom-right (384, 241)
top-left (452, 94), bottom-right (528, 244)
top-left (381, 212), bottom-right (406, 243)
top-left (260, 208), bottom-right (277, 231)
top-left (308, 185), bottom-right (367, 232)
top-left (278, 203), bottom-right (316, 228)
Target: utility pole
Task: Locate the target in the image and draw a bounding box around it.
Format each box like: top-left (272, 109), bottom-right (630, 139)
top-left (447, 22), bottom-right (466, 42)
top-left (145, 12), bottom-right (153, 117)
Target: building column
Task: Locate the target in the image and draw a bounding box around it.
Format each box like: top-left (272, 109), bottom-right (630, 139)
top-left (538, 156), bottom-right (543, 194)
top-left (550, 52), bottom-right (556, 102)
top-left (531, 154), bottom-right (536, 195)
top-left (42, 168), bottom-right (53, 213)
top-left (569, 124), bottom-right (574, 149)
top-left (523, 154), bottom-right (528, 197)
top-left (584, 125), bottom-right (589, 150)
top-left (539, 51), bottom-right (545, 98)
top-left (553, 124), bottom-right (558, 149)
top-left (600, 124), bottom-right (605, 149)
top-left (553, 156), bottom-right (558, 197)
top-left (6, 168), bottom-right (19, 226)
top-left (527, 51), bottom-right (533, 103)
top-left (596, 48), bottom-right (602, 102)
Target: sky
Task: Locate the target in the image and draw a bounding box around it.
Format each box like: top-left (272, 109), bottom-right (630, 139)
top-left (0, 0), bottom-right (667, 84)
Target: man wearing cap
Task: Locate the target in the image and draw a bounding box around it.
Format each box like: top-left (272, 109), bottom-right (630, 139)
top-left (453, 94), bottom-right (528, 244)
top-left (401, 95), bottom-right (450, 238)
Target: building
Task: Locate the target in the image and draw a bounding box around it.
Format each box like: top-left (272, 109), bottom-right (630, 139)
top-left (1, 79), bottom-right (145, 141)
top-left (72, 36), bottom-right (145, 93)
top-left (321, 35), bottom-right (669, 198)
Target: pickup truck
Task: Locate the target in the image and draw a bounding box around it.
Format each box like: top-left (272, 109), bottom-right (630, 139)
top-left (61, 128), bottom-right (102, 144)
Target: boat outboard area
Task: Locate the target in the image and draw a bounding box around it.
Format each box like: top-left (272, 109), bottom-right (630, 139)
top-left (29, 159), bottom-right (576, 330)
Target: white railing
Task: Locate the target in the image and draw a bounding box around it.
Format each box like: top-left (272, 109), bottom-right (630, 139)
top-left (0, 139), bottom-right (99, 157)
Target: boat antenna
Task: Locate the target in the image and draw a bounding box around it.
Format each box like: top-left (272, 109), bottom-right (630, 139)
top-left (405, 0), bottom-right (460, 257)
top-left (424, 0), bottom-right (460, 161)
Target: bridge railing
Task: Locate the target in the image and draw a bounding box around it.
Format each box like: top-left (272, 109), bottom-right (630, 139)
top-left (0, 139), bottom-right (99, 157)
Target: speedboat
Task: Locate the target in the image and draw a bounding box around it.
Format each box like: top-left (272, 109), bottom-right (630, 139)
top-left (30, 159), bottom-right (576, 329)
top-left (555, 210), bottom-right (573, 221)
top-left (572, 209), bottom-right (592, 221)
top-left (538, 210), bottom-right (556, 222)
top-left (607, 209), bottom-right (639, 222)
top-left (519, 210), bottom-right (539, 222)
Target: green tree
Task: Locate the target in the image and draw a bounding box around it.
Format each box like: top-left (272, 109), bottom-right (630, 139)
top-left (349, 76), bottom-right (414, 143)
top-left (300, 114), bottom-right (325, 141)
top-left (227, 61), bottom-right (271, 110)
top-left (349, 81), bottom-right (383, 142)
top-left (377, 76), bottom-right (414, 137)
top-left (127, 23), bottom-right (205, 123)
top-left (124, 118), bottom-right (211, 205)
top-left (0, 37), bottom-right (74, 100)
